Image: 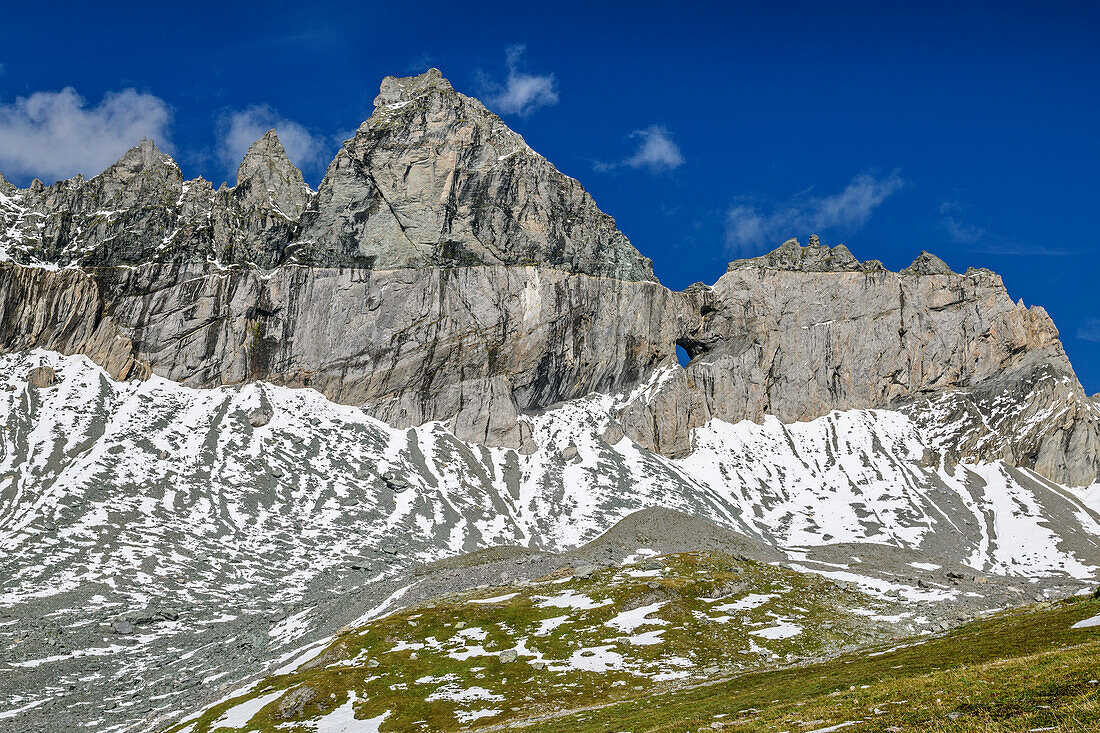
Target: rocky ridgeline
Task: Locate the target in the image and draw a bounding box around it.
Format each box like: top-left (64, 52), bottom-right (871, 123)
top-left (1, 70), bottom-right (1098, 484)
top-left (0, 68), bottom-right (651, 279)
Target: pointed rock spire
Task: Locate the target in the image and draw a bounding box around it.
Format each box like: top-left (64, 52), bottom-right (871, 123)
top-left (296, 69), bottom-right (655, 281)
top-left (235, 129), bottom-right (309, 220)
top-left (902, 251), bottom-right (953, 275)
top-left (84, 138), bottom-right (183, 213)
top-left (110, 138), bottom-right (176, 175)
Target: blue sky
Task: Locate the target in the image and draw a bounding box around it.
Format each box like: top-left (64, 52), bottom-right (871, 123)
top-left (1, 1), bottom-right (1098, 389)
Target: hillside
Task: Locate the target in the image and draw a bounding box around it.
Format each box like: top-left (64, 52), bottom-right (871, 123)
top-left (170, 552), bottom-right (1100, 732)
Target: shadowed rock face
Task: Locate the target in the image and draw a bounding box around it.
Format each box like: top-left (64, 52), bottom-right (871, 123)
top-left (0, 134), bottom-right (310, 269)
top-left (0, 70), bottom-right (1097, 485)
top-left (0, 69), bottom-right (652, 281)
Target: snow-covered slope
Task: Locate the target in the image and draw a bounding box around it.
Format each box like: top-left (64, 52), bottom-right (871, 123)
top-left (1, 351), bottom-right (1099, 731)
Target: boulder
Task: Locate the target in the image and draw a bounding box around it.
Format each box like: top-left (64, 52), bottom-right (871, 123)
top-left (247, 405), bottom-right (273, 428)
top-left (276, 686), bottom-right (318, 719)
top-left (27, 366), bottom-right (55, 389)
top-left (600, 423), bottom-right (625, 445)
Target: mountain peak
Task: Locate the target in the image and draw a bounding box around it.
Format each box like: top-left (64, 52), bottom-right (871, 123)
top-left (294, 70), bottom-right (655, 280)
top-left (902, 250), bottom-right (954, 275)
top-left (113, 137), bottom-right (175, 173)
top-left (374, 67), bottom-right (454, 108)
top-left (235, 128), bottom-right (303, 189)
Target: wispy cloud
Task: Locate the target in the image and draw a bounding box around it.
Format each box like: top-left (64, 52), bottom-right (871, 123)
top-left (254, 25), bottom-right (342, 51)
top-left (626, 125), bottom-right (684, 173)
top-left (939, 201), bottom-right (1071, 256)
top-left (725, 171), bottom-right (904, 253)
top-left (479, 45), bottom-right (558, 117)
top-left (218, 105), bottom-right (330, 180)
top-left (405, 52), bottom-right (435, 74)
top-left (1078, 319), bottom-right (1100, 343)
top-left (0, 87), bottom-right (172, 182)
top-left (594, 125), bottom-right (685, 175)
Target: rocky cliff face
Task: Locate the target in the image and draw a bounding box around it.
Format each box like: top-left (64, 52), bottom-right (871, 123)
top-left (625, 238), bottom-right (1100, 485)
top-left (0, 260), bottom-right (678, 448)
top-left (293, 69), bottom-right (654, 280)
top-left (0, 70), bottom-right (1097, 485)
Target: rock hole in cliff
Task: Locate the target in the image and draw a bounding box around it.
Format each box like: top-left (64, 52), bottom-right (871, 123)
top-left (676, 337), bottom-right (709, 366)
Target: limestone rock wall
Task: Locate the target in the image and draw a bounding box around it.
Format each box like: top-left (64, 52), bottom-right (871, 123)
top-left (627, 244), bottom-right (1100, 484)
top-left (0, 261), bottom-right (684, 447)
top-left (0, 69), bottom-right (1096, 486)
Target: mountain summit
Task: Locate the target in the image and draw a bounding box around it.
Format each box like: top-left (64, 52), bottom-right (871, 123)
top-left (293, 68), bottom-right (653, 280)
top-left (0, 69), bottom-right (653, 280)
top-left (0, 71), bottom-right (1097, 483)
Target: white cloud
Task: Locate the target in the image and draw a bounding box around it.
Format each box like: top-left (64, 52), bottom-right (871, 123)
top-left (405, 52), bottom-right (435, 74)
top-left (594, 124), bottom-right (685, 175)
top-left (1079, 319), bottom-right (1100, 343)
top-left (626, 125), bottom-right (684, 173)
top-left (939, 201), bottom-right (988, 245)
top-left (0, 87), bottom-right (172, 182)
top-left (218, 105), bottom-right (329, 179)
top-left (481, 45), bottom-right (558, 117)
top-left (725, 172), bottom-right (904, 253)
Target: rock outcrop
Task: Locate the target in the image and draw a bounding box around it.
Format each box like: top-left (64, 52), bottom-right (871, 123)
top-left (726, 235), bottom-right (884, 273)
top-left (0, 70), bottom-right (1096, 485)
top-left (632, 242), bottom-right (1100, 484)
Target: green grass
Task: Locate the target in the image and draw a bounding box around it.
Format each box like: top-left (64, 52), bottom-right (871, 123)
top-left (520, 595), bottom-right (1100, 733)
top-left (168, 555), bottom-right (1100, 733)
top-left (172, 553), bottom-right (911, 732)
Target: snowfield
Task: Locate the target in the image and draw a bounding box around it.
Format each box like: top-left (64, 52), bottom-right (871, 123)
top-left (1, 351), bottom-right (1098, 730)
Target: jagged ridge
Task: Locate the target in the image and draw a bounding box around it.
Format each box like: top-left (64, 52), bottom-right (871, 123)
top-left (0, 71), bottom-right (1097, 486)
top-left (0, 69), bottom-right (653, 281)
